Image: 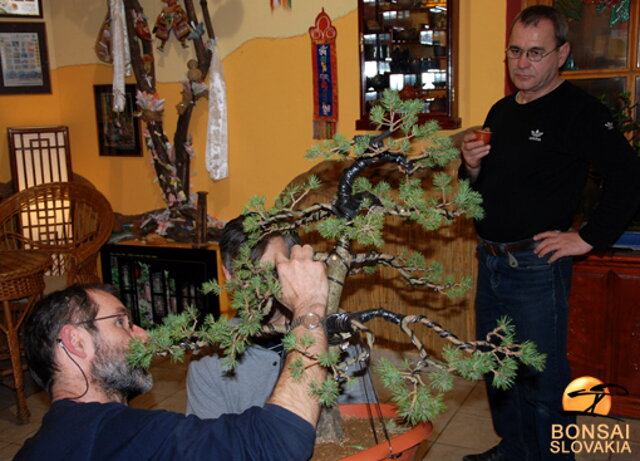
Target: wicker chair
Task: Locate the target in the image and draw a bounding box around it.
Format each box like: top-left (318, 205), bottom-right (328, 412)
top-left (0, 181), bottom-right (114, 286)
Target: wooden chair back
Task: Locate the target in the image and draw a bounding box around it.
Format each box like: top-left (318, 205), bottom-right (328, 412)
top-left (0, 182), bottom-right (114, 285)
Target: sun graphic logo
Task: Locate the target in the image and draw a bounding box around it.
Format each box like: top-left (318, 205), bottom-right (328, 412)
top-left (562, 376), bottom-right (627, 416)
top-left (550, 377), bottom-right (633, 456)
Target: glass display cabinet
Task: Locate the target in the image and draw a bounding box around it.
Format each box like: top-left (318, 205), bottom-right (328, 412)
top-left (560, 0), bottom-right (639, 114)
top-left (101, 243), bottom-right (220, 329)
top-left (521, 0), bottom-right (640, 118)
top-left (357, 0), bottom-right (459, 129)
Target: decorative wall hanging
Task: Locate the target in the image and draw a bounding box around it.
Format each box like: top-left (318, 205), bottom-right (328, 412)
top-left (0, 22), bottom-right (50, 95)
top-left (270, 0), bottom-right (292, 11)
top-left (94, 84), bottom-right (142, 156)
top-left (0, 0), bottom-right (42, 18)
top-left (309, 9), bottom-right (338, 139)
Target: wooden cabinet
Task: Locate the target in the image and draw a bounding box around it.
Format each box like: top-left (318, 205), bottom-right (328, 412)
top-left (567, 250), bottom-right (640, 418)
top-left (357, 0), bottom-right (459, 129)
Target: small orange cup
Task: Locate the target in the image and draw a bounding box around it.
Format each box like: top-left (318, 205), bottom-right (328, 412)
top-left (474, 129), bottom-right (492, 144)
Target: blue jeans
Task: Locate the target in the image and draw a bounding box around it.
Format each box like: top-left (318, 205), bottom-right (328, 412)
top-left (476, 242), bottom-right (575, 461)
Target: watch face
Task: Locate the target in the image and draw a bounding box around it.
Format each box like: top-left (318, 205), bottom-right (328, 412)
top-left (303, 313), bottom-right (321, 329)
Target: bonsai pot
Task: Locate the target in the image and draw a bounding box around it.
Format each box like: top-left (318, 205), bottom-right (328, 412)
top-left (337, 403), bottom-right (432, 461)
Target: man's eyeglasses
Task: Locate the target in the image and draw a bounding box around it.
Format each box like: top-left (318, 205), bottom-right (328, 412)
top-left (505, 46), bottom-right (558, 62)
top-left (75, 313), bottom-right (134, 331)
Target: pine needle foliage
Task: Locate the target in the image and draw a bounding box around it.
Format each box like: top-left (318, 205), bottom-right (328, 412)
top-left (126, 90), bottom-right (545, 428)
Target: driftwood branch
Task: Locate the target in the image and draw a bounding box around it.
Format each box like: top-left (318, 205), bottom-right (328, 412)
top-left (117, 0), bottom-right (217, 240)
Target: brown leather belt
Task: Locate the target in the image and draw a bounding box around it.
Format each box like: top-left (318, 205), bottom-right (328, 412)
top-left (481, 239), bottom-right (538, 256)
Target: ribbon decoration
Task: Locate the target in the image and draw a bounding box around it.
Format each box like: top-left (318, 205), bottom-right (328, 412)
top-left (205, 39), bottom-right (229, 180)
top-left (309, 9), bottom-right (338, 140)
top-left (109, 0), bottom-right (132, 112)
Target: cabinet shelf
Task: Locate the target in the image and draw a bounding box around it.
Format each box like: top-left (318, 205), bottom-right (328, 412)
top-left (358, 0), bottom-right (459, 129)
top-left (365, 88), bottom-right (448, 95)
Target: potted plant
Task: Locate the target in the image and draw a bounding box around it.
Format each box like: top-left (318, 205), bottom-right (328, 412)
top-left (128, 90), bottom-right (545, 457)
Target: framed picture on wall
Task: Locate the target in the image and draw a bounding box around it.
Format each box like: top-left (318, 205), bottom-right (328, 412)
top-left (0, 0), bottom-right (43, 18)
top-left (94, 84), bottom-right (143, 157)
top-left (0, 22), bottom-right (50, 94)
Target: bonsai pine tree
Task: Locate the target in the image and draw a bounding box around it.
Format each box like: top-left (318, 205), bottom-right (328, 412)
top-left (128, 90), bottom-right (545, 434)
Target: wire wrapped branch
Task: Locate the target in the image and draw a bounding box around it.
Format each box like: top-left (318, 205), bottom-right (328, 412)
top-left (381, 203), bottom-right (466, 221)
top-left (327, 251), bottom-right (461, 292)
top-left (249, 203), bottom-right (335, 235)
top-left (337, 152), bottom-right (413, 220)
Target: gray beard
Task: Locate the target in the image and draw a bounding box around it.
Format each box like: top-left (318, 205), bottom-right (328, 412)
top-left (91, 339), bottom-right (153, 402)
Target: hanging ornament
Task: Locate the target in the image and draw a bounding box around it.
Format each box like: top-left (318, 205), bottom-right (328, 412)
top-left (176, 60), bottom-right (208, 115)
top-left (270, 0), bottom-right (292, 11)
top-left (136, 90), bottom-right (165, 122)
top-left (187, 21), bottom-right (205, 40)
top-left (95, 12), bottom-right (113, 63)
top-left (133, 9), bottom-right (152, 41)
top-left (309, 9), bottom-right (338, 139)
top-left (153, 0), bottom-right (190, 51)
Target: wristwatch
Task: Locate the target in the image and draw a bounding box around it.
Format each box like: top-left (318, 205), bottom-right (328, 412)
top-left (289, 312), bottom-right (324, 330)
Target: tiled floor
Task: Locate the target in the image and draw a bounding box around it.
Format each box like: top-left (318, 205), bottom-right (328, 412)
top-left (0, 350), bottom-right (637, 461)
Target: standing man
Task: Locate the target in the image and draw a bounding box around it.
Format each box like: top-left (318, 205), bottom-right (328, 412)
top-left (460, 5), bottom-right (640, 461)
top-left (17, 243), bottom-right (328, 460)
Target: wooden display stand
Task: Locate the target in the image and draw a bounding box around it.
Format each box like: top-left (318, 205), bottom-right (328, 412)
top-left (567, 249), bottom-right (640, 418)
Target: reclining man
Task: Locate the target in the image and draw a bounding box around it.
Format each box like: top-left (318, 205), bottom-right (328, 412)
top-left (16, 243), bottom-right (327, 461)
top-left (187, 215), bottom-right (375, 419)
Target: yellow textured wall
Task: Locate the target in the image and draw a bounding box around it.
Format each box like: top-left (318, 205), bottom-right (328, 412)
top-left (0, 0), bottom-right (506, 222)
top-left (459, 0), bottom-right (508, 125)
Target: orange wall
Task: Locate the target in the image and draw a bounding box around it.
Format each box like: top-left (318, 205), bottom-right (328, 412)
top-left (0, 1), bottom-right (506, 222)
top-left (0, 74), bottom-right (63, 180)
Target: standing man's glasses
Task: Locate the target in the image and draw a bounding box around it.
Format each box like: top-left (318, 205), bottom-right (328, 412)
top-left (505, 46), bottom-right (559, 62)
